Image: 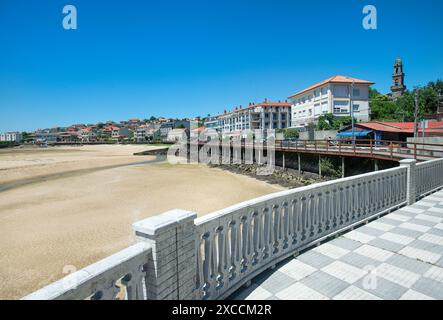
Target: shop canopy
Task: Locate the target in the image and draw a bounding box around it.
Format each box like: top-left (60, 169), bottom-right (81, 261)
top-left (336, 130), bottom-right (372, 138)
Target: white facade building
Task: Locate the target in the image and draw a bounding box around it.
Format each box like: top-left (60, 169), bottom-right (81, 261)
top-left (204, 101), bottom-right (291, 135)
top-left (288, 75), bottom-right (374, 128)
top-left (0, 131), bottom-right (22, 143)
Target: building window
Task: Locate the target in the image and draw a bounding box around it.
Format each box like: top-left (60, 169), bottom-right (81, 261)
top-left (352, 88), bottom-right (360, 97)
top-left (353, 104), bottom-right (360, 112)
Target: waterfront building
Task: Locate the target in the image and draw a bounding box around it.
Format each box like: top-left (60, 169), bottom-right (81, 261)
top-left (288, 75), bottom-right (374, 129)
top-left (204, 101), bottom-right (291, 135)
top-left (111, 127), bottom-right (131, 140)
top-left (0, 131), bottom-right (23, 143)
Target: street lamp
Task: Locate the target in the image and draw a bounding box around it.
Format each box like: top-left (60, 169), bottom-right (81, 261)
top-left (350, 79), bottom-right (355, 144)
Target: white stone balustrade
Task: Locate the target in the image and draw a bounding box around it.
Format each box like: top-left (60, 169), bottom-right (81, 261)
top-left (23, 242), bottom-right (152, 300)
top-left (415, 158), bottom-right (443, 198)
top-left (24, 157), bottom-right (443, 300)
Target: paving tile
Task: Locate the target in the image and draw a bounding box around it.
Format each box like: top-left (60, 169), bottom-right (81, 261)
top-left (427, 207), bottom-right (443, 215)
top-left (354, 244), bottom-right (394, 262)
top-left (355, 225), bottom-right (385, 237)
top-left (399, 206), bottom-right (425, 214)
top-left (297, 250), bottom-right (335, 269)
top-left (365, 221), bottom-right (395, 232)
top-left (333, 285), bottom-right (381, 300)
top-left (253, 270), bottom-right (296, 295)
top-left (321, 261), bottom-right (368, 284)
top-left (411, 277), bottom-right (443, 299)
top-left (415, 201), bottom-right (437, 207)
top-left (375, 263), bottom-right (420, 288)
top-left (428, 227), bottom-right (443, 237)
top-left (415, 214), bottom-right (441, 224)
top-left (408, 218), bottom-right (436, 227)
top-left (312, 243), bottom-right (349, 260)
top-left (377, 217), bottom-right (403, 226)
top-left (379, 232), bottom-right (414, 245)
top-left (277, 259), bottom-right (317, 281)
top-left (329, 237), bottom-right (362, 251)
top-left (418, 233), bottom-right (443, 246)
top-left (243, 286), bottom-right (273, 300)
top-left (344, 230), bottom-right (376, 244)
top-left (385, 254), bottom-right (431, 275)
top-left (398, 222), bottom-right (431, 233)
top-left (385, 213), bottom-right (411, 222)
top-left (399, 289), bottom-right (435, 300)
top-left (340, 252), bottom-right (381, 270)
top-left (389, 227), bottom-right (422, 239)
top-left (423, 265), bottom-right (443, 282)
top-left (398, 246), bottom-right (441, 264)
top-left (275, 282), bottom-right (328, 300)
top-left (368, 238), bottom-right (405, 252)
top-left (354, 275), bottom-right (408, 300)
top-left (299, 271), bottom-right (349, 298)
top-left (424, 196), bottom-right (443, 202)
top-left (434, 223), bottom-right (443, 231)
top-left (408, 239), bottom-right (443, 255)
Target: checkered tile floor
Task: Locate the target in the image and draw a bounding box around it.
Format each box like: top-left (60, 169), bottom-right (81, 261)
top-left (230, 190), bottom-right (443, 300)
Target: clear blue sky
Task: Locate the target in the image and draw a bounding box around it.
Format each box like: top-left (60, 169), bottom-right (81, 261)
top-left (1, 0), bottom-right (442, 132)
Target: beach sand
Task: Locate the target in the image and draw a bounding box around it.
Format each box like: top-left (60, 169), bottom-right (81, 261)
top-left (0, 145), bottom-right (284, 299)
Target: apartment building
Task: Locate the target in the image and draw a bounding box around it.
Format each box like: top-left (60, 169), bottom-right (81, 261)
top-left (288, 75), bottom-right (374, 128)
top-left (0, 131), bottom-right (23, 143)
top-left (204, 101), bottom-right (291, 135)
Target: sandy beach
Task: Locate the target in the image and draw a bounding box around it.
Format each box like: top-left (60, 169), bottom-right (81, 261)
top-left (0, 145), bottom-right (284, 299)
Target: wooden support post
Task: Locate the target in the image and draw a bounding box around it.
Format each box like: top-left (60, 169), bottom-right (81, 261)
top-left (318, 155), bottom-right (321, 177)
top-left (341, 157), bottom-right (345, 178)
top-left (374, 159), bottom-right (379, 171)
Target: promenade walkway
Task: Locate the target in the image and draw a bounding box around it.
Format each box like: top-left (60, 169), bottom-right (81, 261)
top-left (231, 191), bottom-right (443, 300)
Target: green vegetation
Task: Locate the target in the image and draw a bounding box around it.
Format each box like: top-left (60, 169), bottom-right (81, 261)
top-left (317, 113), bottom-right (354, 130)
top-left (369, 80), bottom-right (443, 121)
top-left (276, 128), bottom-right (300, 139)
top-left (320, 158), bottom-right (342, 178)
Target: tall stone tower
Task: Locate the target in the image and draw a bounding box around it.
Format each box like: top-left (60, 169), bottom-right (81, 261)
top-left (390, 58), bottom-right (406, 99)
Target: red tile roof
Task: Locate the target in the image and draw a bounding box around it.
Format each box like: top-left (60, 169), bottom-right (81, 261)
top-left (288, 75), bottom-right (375, 98)
top-left (355, 121), bottom-right (443, 133)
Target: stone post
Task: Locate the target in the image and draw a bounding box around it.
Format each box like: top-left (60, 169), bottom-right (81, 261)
top-left (132, 209), bottom-right (197, 300)
top-left (400, 159), bottom-right (417, 205)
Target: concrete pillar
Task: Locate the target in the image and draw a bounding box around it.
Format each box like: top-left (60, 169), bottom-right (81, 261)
top-left (298, 153), bottom-right (301, 175)
top-left (341, 157), bottom-right (345, 178)
top-left (318, 155), bottom-right (322, 177)
top-left (399, 159), bottom-right (417, 205)
top-left (374, 159), bottom-right (379, 171)
top-left (132, 209), bottom-right (197, 300)
top-left (282, 152), bottom-right (285, 169)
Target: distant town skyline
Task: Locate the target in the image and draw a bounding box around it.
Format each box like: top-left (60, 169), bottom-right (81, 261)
top-left (1, 0), bottom-right (443, 132)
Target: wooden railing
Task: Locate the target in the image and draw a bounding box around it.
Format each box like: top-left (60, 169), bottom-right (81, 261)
top-left (276, 139), bottom-right (443, 161)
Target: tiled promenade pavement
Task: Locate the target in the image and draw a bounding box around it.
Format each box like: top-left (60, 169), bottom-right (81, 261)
top-left (231, 190), bottom-right (443, 300)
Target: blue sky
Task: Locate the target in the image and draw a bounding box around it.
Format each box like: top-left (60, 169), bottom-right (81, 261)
top-left (1, 0), bottom-right (443, 132)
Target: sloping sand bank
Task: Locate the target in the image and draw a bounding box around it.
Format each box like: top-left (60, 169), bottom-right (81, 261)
top-left (0, 145), bottom-right (284, 299)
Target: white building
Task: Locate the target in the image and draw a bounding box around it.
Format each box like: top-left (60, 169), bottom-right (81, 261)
top-left (288, 75), bottom-right (374, 128)
top-left (204, 101), bottom-right (291, 135)
top-left (0, 131), bottom-right (23, 143)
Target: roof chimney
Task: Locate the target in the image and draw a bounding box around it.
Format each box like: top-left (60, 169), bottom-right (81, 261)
top-left (264, 98), bottom-right (268, 103)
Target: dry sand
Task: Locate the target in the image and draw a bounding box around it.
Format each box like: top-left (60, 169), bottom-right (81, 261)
top-left (0, 145), bottom-right (284, 299)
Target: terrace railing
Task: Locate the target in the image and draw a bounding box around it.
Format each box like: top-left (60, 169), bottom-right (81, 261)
top-left (23, 158), bottom-right (443, 300)
top-left (416, 158), bottom-right (443, 198)
top-left (24, 242), bottom-right (152, 300)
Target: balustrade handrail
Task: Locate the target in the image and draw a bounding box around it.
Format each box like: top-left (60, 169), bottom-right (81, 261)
top-left (23, 242), bottom-right (152, 300)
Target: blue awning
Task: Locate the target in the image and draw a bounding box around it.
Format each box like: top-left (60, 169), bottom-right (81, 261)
top-left (336, 130), bottom-right (372, 137)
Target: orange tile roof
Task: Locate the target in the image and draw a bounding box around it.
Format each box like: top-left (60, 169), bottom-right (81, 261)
top-left (355, 121), bottom-right (443, 133)
top-left (288, 75), bottom-right (375, 98)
